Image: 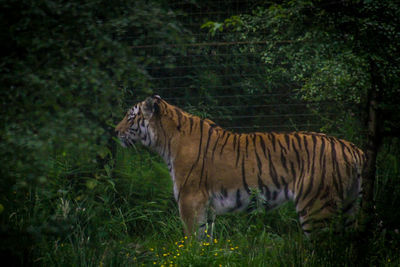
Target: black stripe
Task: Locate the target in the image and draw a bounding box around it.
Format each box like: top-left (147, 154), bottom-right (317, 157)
top-left (174, 107), bottom-right (182, 131)
top-left (245, 135), bottom-right (249, 158)
top-left (220, 132), bottom-right (230, 155)
top-left (167, 140), bottom-right (171, 159)
top-left (280, 175), bottom-right (287, 186)
top-left (294, 132), bottom-right (302, 150)
top-left (284, 184), bottom-right (289, 199)
top-left (179, 119), bottom-right (204, 200)
top-left (189, 117), bottom-right (194, 133)
top-left (299, 168), bottom-right (325, 217)
top-left (290, 161), bottom-right (296, 180)
top-left (242, 157), bottom-right (250, 194)
top-left (338, 140), bottom-right (351, 177)
top-left (317, 155), bottom-right (326, 197)
top-left (199, 126), bottom-right (214, 187)
top-left (295, 177), bottom-right (305, 206)
top-left (258, 173), bottom-right (271, 200)
top-left (211, 132), bottom-right (221, 161)
top-left (229, 189), bottom-right (242, 212)
top-left (277, 140), bottom-right (287, 154)
top-left (297, 154), bottom-right (305, 187)
top-left (235, 134), bottom-right (241, 167)
top-left (302, 137), bottom-right (317, 200)
top-left (236, 190), bottom-right (242, 209)
top-left (292, 140), bottom-right (301, 168)
top-left (331, 139), bottom-right (343, 198)
top-left (346, 142), bottom-right (358, 162)
top-left (310, 135), bottom-right (317, 174)
top-left (270, 133), bottom-right (277, 152)
top-left (280, 151), bottom-right (288, 174)
top-left (221, 186), bottom-right (228, 198)
top-left (284, 134), bottom-right (291, 150)
top-left (332, 174), bottom-right (340, 198)
top-left (307, 199), bottom-right (336, 218)
top-left (257, 174), bottom-right (265, 194)
top-left (267, 148), bottom-right (280, 189)
top-left (204, 173), bottom-right (209, 193)
top-left (319, 137), bottom-right (326, 167)
top-left (265, 183), bottom-right (271, 200)
top-left (259, 135), bottom-right (267, 157)
top-left (335, 159), bottom-right (344, 200)
top-left (255, 147), bottom-right (262, 175)
top-left (303, 136), bottom-right (310, 174)
top-left (320, 186), bottom-right (330, 201)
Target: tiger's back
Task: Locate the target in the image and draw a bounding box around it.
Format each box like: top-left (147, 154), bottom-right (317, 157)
top-left (116, 96), bottom-right (365, 235)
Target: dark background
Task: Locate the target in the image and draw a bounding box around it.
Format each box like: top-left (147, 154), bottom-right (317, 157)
top-left (1, 0), bottom-right (399, 265)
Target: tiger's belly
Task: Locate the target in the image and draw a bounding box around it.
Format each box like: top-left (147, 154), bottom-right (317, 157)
top-left (210, 188), bottom-right (293, 215)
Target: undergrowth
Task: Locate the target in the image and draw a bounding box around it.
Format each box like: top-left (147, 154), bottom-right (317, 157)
top-left (3, 145), bottom-right (400, 266)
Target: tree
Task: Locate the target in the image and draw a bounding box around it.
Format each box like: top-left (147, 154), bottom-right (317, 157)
top-left (0, 0), bottom-right (187, 263)
top-left (203, 0), bottom-right (400, 234)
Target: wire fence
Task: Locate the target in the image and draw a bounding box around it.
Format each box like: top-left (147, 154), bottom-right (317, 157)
top-left (127, 0), bottom-right (357, 136)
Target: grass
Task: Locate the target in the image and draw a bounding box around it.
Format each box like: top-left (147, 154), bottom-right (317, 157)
top-left (3, 146), bottom-right (400, 266)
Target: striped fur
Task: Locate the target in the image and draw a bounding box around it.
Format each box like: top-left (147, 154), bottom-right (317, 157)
top-left (115, 96), bottom-right (365, 236)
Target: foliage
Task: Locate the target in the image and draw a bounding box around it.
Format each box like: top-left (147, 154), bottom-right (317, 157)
top-left (0, 0), bottom-right (187, 264)
top-left (1, 0), bottom-right (400, 266)
top-left (202, 0), bottom-right (400, 139)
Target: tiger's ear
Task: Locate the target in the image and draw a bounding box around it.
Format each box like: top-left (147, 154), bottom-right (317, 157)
top-left (142, 96), bottom-right (160, 119)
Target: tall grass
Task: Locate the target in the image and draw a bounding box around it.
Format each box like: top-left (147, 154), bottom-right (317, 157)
top-left (8, 145), bottom-right (400, 266)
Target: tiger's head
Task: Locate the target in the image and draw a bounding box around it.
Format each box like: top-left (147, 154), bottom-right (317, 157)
top-left (115, 95), bottom-right (161, 148)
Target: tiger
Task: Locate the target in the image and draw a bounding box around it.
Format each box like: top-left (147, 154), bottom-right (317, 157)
top-left (115, 95), bottom-right (366, 236)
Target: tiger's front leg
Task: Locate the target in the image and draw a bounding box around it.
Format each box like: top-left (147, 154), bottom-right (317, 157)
top-left (178, 192), bottom-right (211, 239)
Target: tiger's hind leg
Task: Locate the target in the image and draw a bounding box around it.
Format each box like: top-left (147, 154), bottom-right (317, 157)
top-left (299, 196), bottom-right (360, 235)
top-left (297, 197), bottom-right (338, 235)
top-left (341, 177), bottom-right (362, 230)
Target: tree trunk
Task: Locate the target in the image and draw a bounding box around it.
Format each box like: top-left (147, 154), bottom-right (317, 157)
top-left (358, 59), bottom-right (382, 234)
